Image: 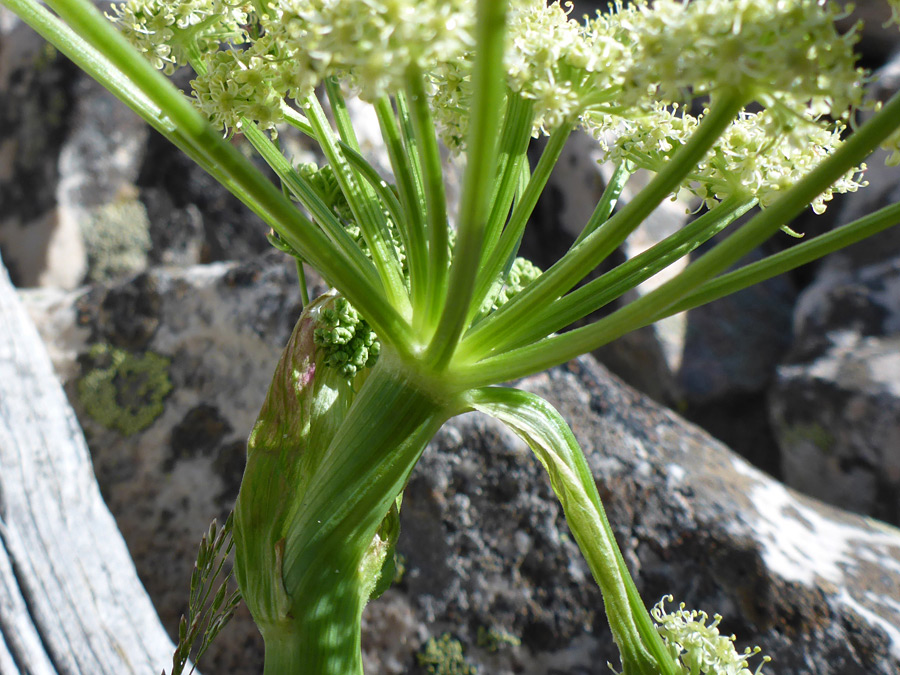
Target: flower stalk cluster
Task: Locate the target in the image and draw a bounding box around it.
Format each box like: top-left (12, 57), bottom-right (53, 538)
top-left (5, 0), bottom-right (900, 673)
top-left (651, 597), bottom-right (771, 675)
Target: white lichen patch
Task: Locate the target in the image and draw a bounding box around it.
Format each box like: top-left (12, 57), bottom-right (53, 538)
top-left (666, 463), bottom-right (687, 486)
top-left (838, 589), bottom-right (900, 659)
top-left (732, 458), bottom-right (900, 659)
top-left (779, 331), bottom-right (900, 399)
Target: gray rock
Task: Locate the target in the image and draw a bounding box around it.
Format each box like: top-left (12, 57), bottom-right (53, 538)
top-left (0, 13), bottom-right (151, 288)
top-left (772, 331), bottom-right (900, 524)
top-left (389, 360), bottom-right (900, 674)
top-left (21, 255), bottom-right (900, 675)
top-left (0, 16), bottom-right (84, 288)
top-left (135, 121), bottom-right (272, 267)
top-left (771, 258), bottom-right (900, 524)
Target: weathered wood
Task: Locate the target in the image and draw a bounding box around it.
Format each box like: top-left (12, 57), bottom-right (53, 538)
top-left (0, 252), bottom-right (178, 674)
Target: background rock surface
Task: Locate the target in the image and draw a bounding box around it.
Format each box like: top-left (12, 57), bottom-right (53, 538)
top-left (3, 2), bottom-right (900, 672)
top-left (19, 258), bottom-right (900, 674)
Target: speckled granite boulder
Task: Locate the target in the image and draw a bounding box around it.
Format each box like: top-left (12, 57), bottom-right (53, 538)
top-left (20, 255), bottom-right (900, 675)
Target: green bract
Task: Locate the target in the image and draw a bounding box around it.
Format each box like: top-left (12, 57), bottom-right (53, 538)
top-left (6, 0), bottom-right (900, 673)
top-left (233, 292), bottom-right (378, 632)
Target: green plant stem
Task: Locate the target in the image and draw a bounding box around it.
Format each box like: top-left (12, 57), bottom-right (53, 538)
top-left (460, 90), bottom-right (747, 362)
top-left (571, 160), bottom-right (631, 248)
top-left (375, 96), bottom-right (429, 315)
top-left (494, 197), bottom-right (754, 354)
top-left (426, 0), bottom-right (509, 368)
top-left (482, 94), bottom-right (536, 263)
top-left (280, 106), bottom-right (408, 241)
top-left (259, 575), bottom-right (365, 675)
top-left (281, 353), bottom-right (460, 591)
top-left (395, 91), bottom-right (429, 238)
top-left (468, 122), bottom-right (575, 325)
top-left (456, 90), bottom-right (900, 387)
top-left (468, 388), bottom-right (677, 675)
top-left (324, 78), bottom-right (362, 152)
top-left (280, 104), bottom-right (315, 136)
top-left (296, 260), bottom-right (310, 307)
top-left (323, 80), bottom-right (411, 264)
top-left (339, 151), bottom-right (407, 242)
top-left (404, 67), bottom-right (450, 334)
top-left (301, 94), bottom-right (412, 319)
top-left (237, 122), bottom-right (380, 289)
top-left (235, 349), bottom-right (463, 675)
top-left (655, 199), bottom-right (900, 320)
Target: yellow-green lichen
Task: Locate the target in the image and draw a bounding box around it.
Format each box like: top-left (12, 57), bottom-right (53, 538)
top-left (476, 625), bottom-right (520, 652)
top-left (78, 343), bottom-right (172, 435)
top-left (81, 198), bottom-right (151, 282)
top-left (417, 633), bottom-right (477, 675)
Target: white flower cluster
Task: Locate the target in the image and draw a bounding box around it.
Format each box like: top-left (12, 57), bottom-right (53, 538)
top-left (190, 47), bottom-right (289, 132)
top-left (589, 104), bottom-right (866, 213)
top-left (429, 1), bottom-right (636, 146)
top-left (109, 0), bottom-right (872, 212)
top-left (203, 0), bottom-right (474, 133)
top-left (701, 109), bottom-right (866, 213)
top-left (265, 0), bottom-right (475, 102)
top-left (652, 596), bottom-right (771, 675)
top-left (505, 2), bottom-right (629, 134)
top-left (620, 0), bottom-right (865, 115)
top-left (107, 0), bottom-right (251, 74)
top-left (428, 55), bottom-right (474, 152)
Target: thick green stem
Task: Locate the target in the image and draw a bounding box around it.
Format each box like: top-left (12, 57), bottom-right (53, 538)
top-left (236, 332), bottom-right (464, 674)
top-left (281, 353), bottom-right (459, 591)
top-left (261, 581), bottom-right (364, 675)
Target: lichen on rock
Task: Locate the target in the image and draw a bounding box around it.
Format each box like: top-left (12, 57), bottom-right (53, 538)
top-left (81, 198), bottom-right (151, 283)
top-left (77, 342), bottom-right (172, 434)
top-left (416, 633), bottom-right (477, 675)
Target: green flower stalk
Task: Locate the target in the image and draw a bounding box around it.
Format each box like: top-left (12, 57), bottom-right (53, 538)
top-left (5, 0), bottom-right (900, 673)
